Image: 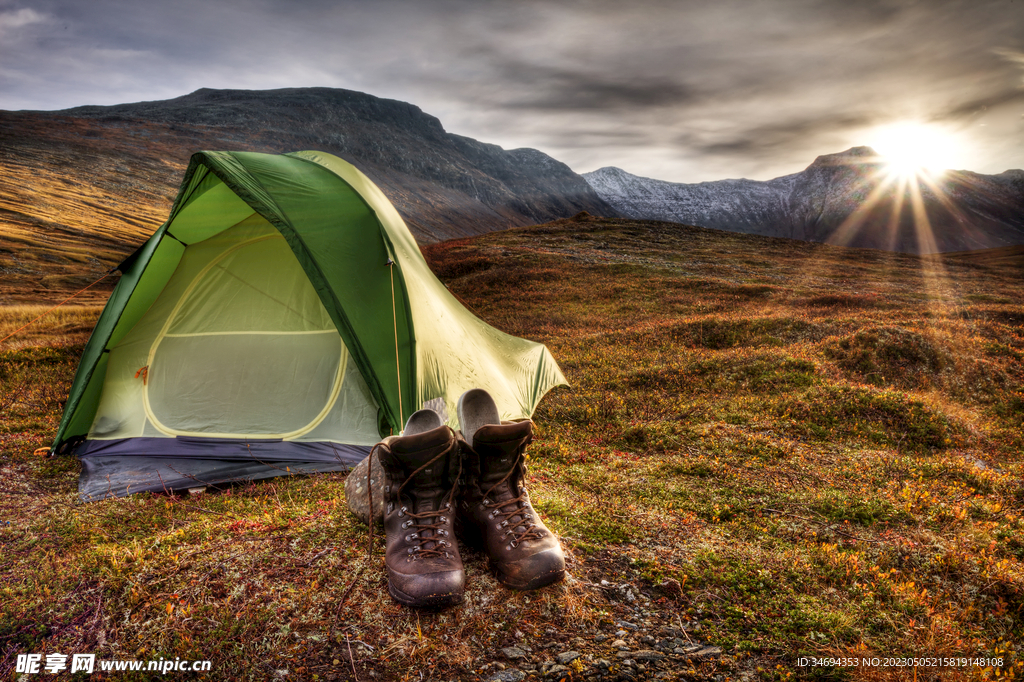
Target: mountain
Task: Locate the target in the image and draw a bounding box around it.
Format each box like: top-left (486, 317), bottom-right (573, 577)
top-left (584, 147), bottom-right (1024, 253)
top-left (0, 87), bottom-right (619, 302)
top-left (2, 88), bottom-right (621, 244)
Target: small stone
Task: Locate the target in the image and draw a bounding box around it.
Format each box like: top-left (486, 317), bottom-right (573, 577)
top-left (501, 647), bottom-right (527, 661)
top-left (555, 651), bottom-right (582, 665)
top-left (545, 665), bottom-right (570, 679)
top-left (594, 633), bottom-right (608, 642)
top-left (617, 621), bottom-right (639, 631)
top-left (652, 578), bottom-right (682, 598)
top-left (597, 659), bottom-right (611, 669)
top-left (332, 659), bottom-right (340, 666)
top-left (610, 639), bottom-right (628, 649)
top-left (641, 636), bottom-right (655, 645)
top-left (487, 671), bottom-right (526, 682)
top-left (634, 650), bottom-right (665, 662)
top-left (615, 629), bottom-right (628, 637)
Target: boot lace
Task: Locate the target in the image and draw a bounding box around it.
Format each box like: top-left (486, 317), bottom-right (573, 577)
top-left (481, 447), bottom-right (545, 548)
top-left (388, 430), bottom-right (462, 560)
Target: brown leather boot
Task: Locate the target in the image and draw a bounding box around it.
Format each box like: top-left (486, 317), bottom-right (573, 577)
top-left (374, 410), bottom-right (465, 608)
top-left (456, 389), bottom-right (565, 590)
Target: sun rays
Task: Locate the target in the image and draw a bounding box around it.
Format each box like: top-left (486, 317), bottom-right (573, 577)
top-left (788, 122), bottom-right (983, 327)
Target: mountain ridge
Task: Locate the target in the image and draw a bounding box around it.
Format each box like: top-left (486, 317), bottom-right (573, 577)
top-left (1, 86), bottom-right (619, 243)
top-left (584, 147), bottom-right (1024, 253)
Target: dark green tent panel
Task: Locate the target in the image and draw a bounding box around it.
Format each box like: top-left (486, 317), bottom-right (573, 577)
top-left (53, 151), bottom-right (567, 501)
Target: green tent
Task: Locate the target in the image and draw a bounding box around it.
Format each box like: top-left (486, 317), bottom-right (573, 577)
top-left (53, 150), bottom-right (567, 502)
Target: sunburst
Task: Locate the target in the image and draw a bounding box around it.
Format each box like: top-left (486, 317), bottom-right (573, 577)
top-left (868, 122), bottom-right (964, 177)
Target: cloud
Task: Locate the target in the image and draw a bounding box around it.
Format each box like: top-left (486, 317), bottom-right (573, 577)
top-left (1, 0), bottom-right (1023, 181)
top-left (0, 6), bottom-right (46, 32)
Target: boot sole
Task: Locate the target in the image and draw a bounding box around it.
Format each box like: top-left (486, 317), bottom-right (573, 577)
top-left (496, 565), bottom-right (565, 591)
top-left (388, 581), bottom-right (464, 609)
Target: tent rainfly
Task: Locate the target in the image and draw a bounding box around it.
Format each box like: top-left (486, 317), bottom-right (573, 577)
top-left (51, 150), bottom-right (567, 502)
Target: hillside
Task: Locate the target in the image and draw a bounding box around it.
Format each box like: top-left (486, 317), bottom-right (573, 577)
top-left (0, 87), bottom-right (618, 303)
top-left (3, 216), bottom-right (1023, 679)
top-left (585, 147), bottom-right (1024, 254)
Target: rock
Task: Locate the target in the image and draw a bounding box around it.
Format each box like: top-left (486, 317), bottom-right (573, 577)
top-left (651, 578), bottom-right (682, 598)
top-left (617, 621), bottom-right (639, 631)
top-left (555, 651), bottom-right (581, 665)
top-left (615, 630), bottom-right (628, 637)
top-left (487, 671), bottom-right (526, 682)
top-left (610, 639), bottom-right (628, 649)
top-left (596, 659), bottom-right (611, 669)
top-left (681, 645), bottom-right (723, 660)
top-left (634, 650), bottom-right (665, 662)
top-left (501, 647), bottom-right (527, 661)
top-left (344, 455), bottom-right (384, 526)
top-left (641, 636), bottom-right (655, 645)
top-left (545, 664), bottom-right (570, 679)
top-left (594, 634), bottom-right (608, 642)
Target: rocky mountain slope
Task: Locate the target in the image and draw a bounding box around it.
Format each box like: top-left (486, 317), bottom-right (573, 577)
top-left (584, 147), bottom-right (1024, 253)
top-left (0, 87), bottom-right (618, 301)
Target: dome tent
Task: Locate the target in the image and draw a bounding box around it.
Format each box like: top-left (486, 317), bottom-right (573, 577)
top-left (52, 150), bottom-right (567, 502)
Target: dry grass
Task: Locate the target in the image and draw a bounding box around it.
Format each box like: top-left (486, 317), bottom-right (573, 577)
top-left (0, 305), bottom-right (104, 350)
top-left (2, 214), bottom-right (1023, 680)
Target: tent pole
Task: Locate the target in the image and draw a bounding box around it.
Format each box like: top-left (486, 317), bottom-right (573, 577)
top-left (387, 259), bottom-right (404, 431)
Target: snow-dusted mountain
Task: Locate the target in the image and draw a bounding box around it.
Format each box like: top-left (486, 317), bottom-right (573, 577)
top-left (584, 147), bottom-right (1024, 253)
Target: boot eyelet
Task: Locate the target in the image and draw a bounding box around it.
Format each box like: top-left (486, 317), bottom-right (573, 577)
top-left (501, 520), bottom-right (508, 527)
top-left (439, 516), bottom-right (447, 523)
top-left (387, 503), bottom-right (394, 513)
top-left (495, 524), bottom-right (502, 530)
top-left (398, 507), bottom-right (406, 517)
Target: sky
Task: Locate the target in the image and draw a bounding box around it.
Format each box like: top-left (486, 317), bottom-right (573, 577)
top-left (2, 0), bottom-right (1023, 183)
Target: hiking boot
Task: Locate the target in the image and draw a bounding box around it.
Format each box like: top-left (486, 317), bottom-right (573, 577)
top-left (456, 389), bottom-right (565, 590)
top-left (373, 410), bottom-right (465, 608)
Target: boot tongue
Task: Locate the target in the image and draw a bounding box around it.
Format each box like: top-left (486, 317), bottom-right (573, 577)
top-left (473, 421), bottom-right (532, 488)
top-left (473, 421), bottom-right (534, 530)
top-left (389, 426), bottom-right (454, 514)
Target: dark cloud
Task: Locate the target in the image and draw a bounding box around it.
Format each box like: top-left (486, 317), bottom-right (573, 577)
top-left (1, 0), bottom-right (1023, 181)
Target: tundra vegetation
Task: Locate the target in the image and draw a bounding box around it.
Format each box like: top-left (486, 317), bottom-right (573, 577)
top-left (2, 214), bottom-right (1023, 680)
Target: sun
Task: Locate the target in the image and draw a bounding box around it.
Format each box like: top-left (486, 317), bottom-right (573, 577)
top-left (868, 122), bottom-right (964, 176)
